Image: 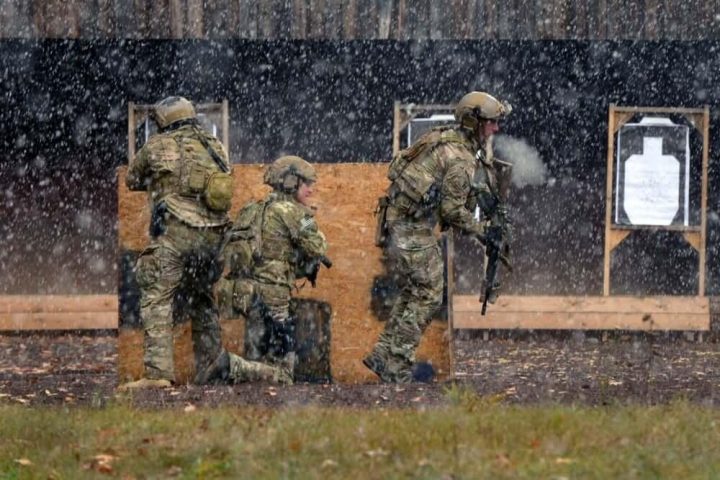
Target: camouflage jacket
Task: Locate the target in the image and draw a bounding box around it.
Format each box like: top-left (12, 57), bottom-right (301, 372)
top-left (244, 192), bottom-right (328, 289)
top-left (387, 126), bottom-right (498, 247)
top-left (126, 124), bottom-right (231, 228)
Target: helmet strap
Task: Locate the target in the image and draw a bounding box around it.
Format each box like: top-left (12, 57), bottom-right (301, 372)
top-left (158, 117), bottom-right (199, 133)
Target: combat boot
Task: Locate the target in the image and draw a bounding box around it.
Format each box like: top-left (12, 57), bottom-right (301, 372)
top-left (272, 365), bottom-right (294, 385)
top-left (117, 378), bottom-right (172, 391)
top-left (362, 352), bottom-right (388, 381)
top-left (194, 350), bottom-right (230, 385)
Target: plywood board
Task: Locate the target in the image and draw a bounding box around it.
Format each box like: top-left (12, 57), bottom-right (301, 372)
top-left (117, 164), bottom-right (450, 384)
top-left (453, 295), bottom-right (710, 331)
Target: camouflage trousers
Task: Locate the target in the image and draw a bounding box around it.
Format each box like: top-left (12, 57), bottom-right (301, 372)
top-left (136, 217), bottom-right (280, 383)
top-left (369, 235), bottom-right (444, 383)
top-left (244, 283), bottom-right (296, 372)
top-left (216, 278), bottom-right (295, 376)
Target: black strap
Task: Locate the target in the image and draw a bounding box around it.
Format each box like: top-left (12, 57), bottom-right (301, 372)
top-left (191, 125), bottom-right (231, 174)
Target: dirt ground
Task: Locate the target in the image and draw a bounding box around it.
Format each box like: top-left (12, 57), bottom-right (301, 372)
top-left (1, 331), bottom-right (719, 408)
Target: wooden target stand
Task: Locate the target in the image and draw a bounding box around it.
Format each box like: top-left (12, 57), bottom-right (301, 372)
top-left (448, 104), bottom-right (710, 336)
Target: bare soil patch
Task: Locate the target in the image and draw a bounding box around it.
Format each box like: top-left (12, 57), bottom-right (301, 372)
top-left (1, 331), bottom-right (719, 408)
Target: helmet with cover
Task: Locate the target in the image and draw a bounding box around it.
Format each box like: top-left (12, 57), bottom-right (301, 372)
top-left (454, 91), bottom-right (512, 130)
top-left (152, 96), bottom-right (197, 130)
top-left (263, 155), bottom-right (317, 192)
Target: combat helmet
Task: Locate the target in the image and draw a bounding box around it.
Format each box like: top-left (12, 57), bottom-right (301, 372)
top-left (152, 96), bottom-right (196, 130)
top-left (264, 155), bottom-right (317, 192)
top-left (454, 92), bottom-right (512, 130)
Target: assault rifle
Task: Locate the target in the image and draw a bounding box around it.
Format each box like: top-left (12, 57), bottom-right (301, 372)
top-left (479, 158), bottom-right (513, 315)
top-left (299, 255), bottom-right (333, 287)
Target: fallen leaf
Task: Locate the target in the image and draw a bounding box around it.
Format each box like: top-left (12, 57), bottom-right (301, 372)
top-left (321, 459), bottom-right (338, 469)
top-left (84, 454), bottom-right (117, 475)
top-left (14, 458), bottom-right (32, 466)
top-left (555, 457), bottom-right (574, 464)
top-left (166, 466), bottom-right (183, 476)
top-left (364, 449), bottom-right (389, 458)
top-left (495, 453), bottom-right (512, 468)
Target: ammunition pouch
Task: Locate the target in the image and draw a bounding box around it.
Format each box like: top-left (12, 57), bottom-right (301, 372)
top-left (204, 171), bottom-right (234, 211)
top-left (233, 278), bottom-right (256, 317)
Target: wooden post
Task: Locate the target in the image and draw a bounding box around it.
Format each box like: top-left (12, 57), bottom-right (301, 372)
top-left (222, 98), bottom-right (230, 156)
top-left (446, 231), bottom-right (455, 379)
top-left (127, 101), bottom-right (136, 166)
top-left (699, 106), bottom-right (709, 296)
top-left (392, 101), bottom-right (401, 156)
top-left (603, 104), bottom-right (616, 296)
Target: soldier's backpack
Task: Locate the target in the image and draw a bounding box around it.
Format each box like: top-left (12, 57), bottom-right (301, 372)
top-left (386, 126), bottom-right (469, 209)
top-left (226, 200), bottom-right (269, 278)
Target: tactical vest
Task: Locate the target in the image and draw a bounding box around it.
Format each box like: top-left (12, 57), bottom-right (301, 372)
top-left (171, 128), bottom-right (233, 212)
top-left (387, 126), bottom-right (472, 213)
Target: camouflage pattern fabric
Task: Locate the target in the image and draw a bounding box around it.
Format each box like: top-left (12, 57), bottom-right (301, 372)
top-left (370, 241), bottom-right (444, 383)
top-left (133, 216), bottom-right (225, 381)
top-left (126, 124), bottom-right (231, 228)
top-left (367, 126), bottom-right (500, 383)
top-left (127, 124), bottom-right (279, 384)
top-left (227, 351), bottom-right (290, 383)
top-left (223, 191), bottom-right (328, 373)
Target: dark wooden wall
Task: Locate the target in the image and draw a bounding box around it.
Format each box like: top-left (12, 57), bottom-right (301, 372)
top-left (2, 0), bottom-right (719, 40)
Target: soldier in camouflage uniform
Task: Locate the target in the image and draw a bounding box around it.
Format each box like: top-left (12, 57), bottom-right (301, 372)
top-left (365, 91), bottom-right (512, 383)
top-left (119, 96), bottom-right (290, 390)
top-left (217, 156), bottom-right (328, 381)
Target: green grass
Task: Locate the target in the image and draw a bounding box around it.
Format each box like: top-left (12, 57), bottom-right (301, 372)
top-left (1, 390), bottom-right (719, 479)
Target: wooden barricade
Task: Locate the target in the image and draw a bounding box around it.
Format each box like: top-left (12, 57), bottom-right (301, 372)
top-left (117, 163), bottom-right (450, 384)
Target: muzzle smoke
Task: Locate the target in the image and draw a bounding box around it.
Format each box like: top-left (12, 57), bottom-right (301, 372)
top-left (493, 135), bottom-right (547, 187)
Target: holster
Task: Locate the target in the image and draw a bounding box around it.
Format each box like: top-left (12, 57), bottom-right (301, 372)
top-left (374, 196), bottom-right (390, 247)
top-left (149, 202), bottom-right (167, 238)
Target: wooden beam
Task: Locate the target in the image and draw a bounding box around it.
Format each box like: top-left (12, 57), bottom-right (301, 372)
top-left (682, 231), bottom-right (701, 252)
top-left (607, 229), bottom-right (630, 252)
top-left (454, 295), bottom-right (710, 314)
top-left (0, 295), bottom-right (118, 313)
top-left (0, 295), bottom-right (118, 330)
top-left (0, 312), bottom-right (118, 330)
top-left (613, 112), bottom-right (635, 133)
top-left (453, 295), bottom-right (710, 331)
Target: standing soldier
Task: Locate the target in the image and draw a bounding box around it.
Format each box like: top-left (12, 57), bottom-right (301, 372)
top-left (365, 91), bottom-right (512, 383)
top-left (120, 96), bottom-right (290, 390)
top-left (217, 156), bottom-right (329, 381)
